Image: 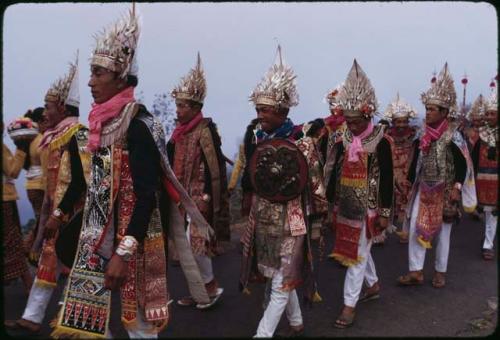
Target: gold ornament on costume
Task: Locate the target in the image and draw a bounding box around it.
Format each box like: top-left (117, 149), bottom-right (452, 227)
top-left (383, 92), bottom-right (417, 121)
top-left (170, 52), bottom-right (207, 104)
top-left (91, 9), bottom-right (140, 79)
top-left (45, 51), bottom-right (80, 108)
top-left (484, 76), bottom-right (498, 112)
top-left (249, 45), bottom-right (299, 109)
top-left (467, 94), bottom-right (485, 120)
top-left (335, 59), bottom-right (378, 118)
top-left (421, 62), bottom-right (457, 112)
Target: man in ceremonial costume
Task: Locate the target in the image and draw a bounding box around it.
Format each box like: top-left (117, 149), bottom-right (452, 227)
top-left (240, 46), bottom-right (324, 338)
top-left (397, 63), bottom-right (476, 289)
top-left (22, 107), bottom-right (50, 262)
top-left (472, 82), bottom-right (498, 261)
top-left (168, 53), bottom-right (228, 307)
top-left (323, 59), bottom-right (393, 329)
top-left (2, 123), bottom-right (33, 295)
top-left (464, 94), bottom-right (486, 221)
top-left (4, 53), bottom-right (91, 336)
top-left (303, 86), bottom-right (345, 249)
top-left (465, 94), bottom-right (486, 151)
top-left (51, 11), bottom-right (218, 339)
top-left (383, 93), bottom-right (418, 244)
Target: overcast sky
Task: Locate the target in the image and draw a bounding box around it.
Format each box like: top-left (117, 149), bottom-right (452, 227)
top-left (2, 1), bottom-right (497, 224)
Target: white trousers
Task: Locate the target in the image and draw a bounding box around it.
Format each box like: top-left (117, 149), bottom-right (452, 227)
top-left (123, 309), bottom-right (158, 339)
top-left (186, 218), bottom-right (215, 284)
top-left (483, 208), bottom-right (498, 250)
top-left (343, 222), bottom-right (378, 307)
top-left (254, 269), bottom-right (303, 337)
top-left (408, 191), bottom-right (453, 273)
top-left (22, 260), bottom-right (64, 324)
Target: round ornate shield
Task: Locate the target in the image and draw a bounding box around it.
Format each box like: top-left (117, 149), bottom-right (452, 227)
top-left (249, 138), bottom-right (308, 202)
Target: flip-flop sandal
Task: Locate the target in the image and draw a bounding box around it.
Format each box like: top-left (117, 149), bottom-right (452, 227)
top-left (333, 312), bottom-right (355, 329)
top-left (359, 290), bottom-right (380, 303)
top-left (4, 320), bottom-right (41, 334)
top-left (397, 274), bottom-right (423, 286)
top-left (177, 296), bottom-right (197, 307)
top-left (196, 288), bottom-right (224, 310)
top-left (431, 275), bottom-right (446, 288)
top-left (483, 249), bottom-right (494, 260)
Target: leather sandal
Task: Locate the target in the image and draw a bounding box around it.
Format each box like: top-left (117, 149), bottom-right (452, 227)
top-left (397, 272), bottom-right (423, 286)
top-left (4, 319), bottom-right (41, 335)
top-left (334, 310), bottom-right (355, 329)
top-left (483, 249), bottom-right (494, 261)
top-left (432, 271), bottom-right (446, 288)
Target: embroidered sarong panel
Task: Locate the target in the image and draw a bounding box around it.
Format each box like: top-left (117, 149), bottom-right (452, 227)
top-left (477, 143), bottom-right (498, 206)
top-left (56, 147), bottom-right (113, 337)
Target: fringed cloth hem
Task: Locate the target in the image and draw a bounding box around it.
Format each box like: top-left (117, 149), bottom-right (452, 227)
top-left (281, 279), bottom-right (303, 292)
top-left (331, 253), bottom-right (364, 267)
top-left (417, 236), bottom-right (432, 249)
top-left (51, 324), bottom-right (107, 339)
top-left (34, 278), bottom-right (58, 289)
top-left (49, 124), bottom-right (84, 151)
top-left (463, 204), bottom-right (477, 213)
top-left (121, 317), bottom-right (168, 335)
top-left (312, 290), bottom-right (323, 302)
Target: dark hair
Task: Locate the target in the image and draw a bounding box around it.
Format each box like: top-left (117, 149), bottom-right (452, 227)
top-left (439, 107), bottom-right (449, 115)
top-left (188, 100), bottom-right (203, 111)
top-left (378, 119), bottom-right (390, 126)
top-left (278, 106), bottom-right (290, 116)
top-left (127, 75), bottom-right (138, 87)
top-left (29, 107), bottom-right (45, 123)
top-left (65, 105), bottom-right (79, 117)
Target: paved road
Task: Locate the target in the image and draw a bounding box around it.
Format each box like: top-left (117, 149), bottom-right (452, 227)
top-left (3, 213), bottom-right (497, 337)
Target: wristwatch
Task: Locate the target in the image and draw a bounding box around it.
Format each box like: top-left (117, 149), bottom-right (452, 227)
top-left (115, 236), bottom-right (138, 262)
top-left (52, 208), bottom-right (64, 220)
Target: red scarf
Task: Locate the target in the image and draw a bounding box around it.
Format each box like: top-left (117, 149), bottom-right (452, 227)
top-left (39, 116), bottom-right (79, 149)
top-left (170, 112), bottom-right (204, 143)
top-left (324, 114), bottom-right (345, 131)
top-left (419, 119), bottom-right (448, 153)
top-left (87, 87), bottom-right (135, 152)
top-left (348, 122), bottom-right (374, 163)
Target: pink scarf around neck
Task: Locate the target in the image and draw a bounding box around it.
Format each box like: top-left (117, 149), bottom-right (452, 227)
top-left (39, 116), bottom-right (79, 149)
top-left (348, 122), bottom-right (374, 163)
top-left (87, 86), bottom-right (135, 152)
top-left (419, 119), bottom-right (449, 153)
top-left (170, 112), bottom-right (204, 144)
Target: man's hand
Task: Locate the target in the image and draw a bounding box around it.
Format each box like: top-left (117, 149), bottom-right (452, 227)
top-left (377, 216), bottom-right (389, 230)
top-left (104, 254), bottom-right (128, 291)
top-left (43, 216), bottom-right (62, 240)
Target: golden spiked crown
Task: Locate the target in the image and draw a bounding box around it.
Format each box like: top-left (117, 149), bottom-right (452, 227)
top-left (249, 45), bottom-right (299, 109)
top-left (467, 94), bottom-right (485, 119)
top-left (383, 92), bottom-right (417, 121)
top-left (91, 9), bottom-right (140, 79)
top-left (170, 52), bottom-right (207, 104)
top-left (45, 52), bottom-right (79, 108)
top-left (485, 77), bottom-right (498, 112)
top-left (421, 62), bottom-right (457, 112)
top-left (335, 59), bottom-right (378, 118)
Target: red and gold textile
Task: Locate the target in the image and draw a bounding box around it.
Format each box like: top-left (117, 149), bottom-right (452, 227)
top-left (415, 181), bottom-right (445, 249)
top-left (476, 142), bottom-right (498, 207)
top-left (3, 201), bottom-right (29, 281)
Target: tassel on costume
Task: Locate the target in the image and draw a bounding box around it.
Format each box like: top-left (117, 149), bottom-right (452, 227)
top-left (331, 253), bottom-right (364, 267)
top-left (417, 236), bottom-right (432, 249)
top-left (49, 124), bottom-right (84, 151)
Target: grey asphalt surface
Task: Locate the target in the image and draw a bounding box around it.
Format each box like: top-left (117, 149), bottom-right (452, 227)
top-left (3, 213), bottom-right (497, 338)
